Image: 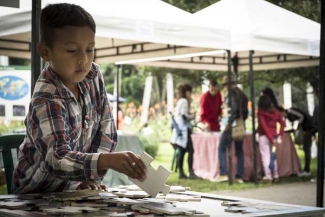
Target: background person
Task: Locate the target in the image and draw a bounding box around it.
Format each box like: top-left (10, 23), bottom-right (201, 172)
top-left (200, 79), bottom-right (223, 132)
top-left (214, 75), bottom-right (248, 183)
top-left (257, 95), bottom-right (285, 183)
top-left (170, 84), bottom-right (198, 179)
top-left (278, 107), bottom-right (316, 177)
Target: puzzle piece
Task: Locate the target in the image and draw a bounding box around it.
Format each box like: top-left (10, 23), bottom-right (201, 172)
top-left (129, 152), bottom-right (171, 198)
top-left (0, 199), bottom-right (49, 209)
top-left (43, 206), bottom-right (100, 215)
top-left (224, 206), bottom-right (270, 214)
top-left (169, 186), bottom-right (190, 193)
top-left (115, 185), bottom-right (142, 191)
top-left (221, 201), bottom-right (245, 207)
top-left (165, 194), bottom-right (201, 202)
top-left (50, 189), bottom-right (101, 201)
top-left (0, 195), bottom-right (19, 201)
top-left (104, 198), bottom-right (141, 205)
top-left (141, 202), bottom-right (197, 215)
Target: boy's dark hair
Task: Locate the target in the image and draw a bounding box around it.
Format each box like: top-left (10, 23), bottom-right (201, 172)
top-left (209, 79), bottom-right (218, 87)
top-left (40, 3), bottom-right (96, 48)
top-left (258, 95), bottom-right (273, 113)
top-left (177, 84), bottom-right (192, 99)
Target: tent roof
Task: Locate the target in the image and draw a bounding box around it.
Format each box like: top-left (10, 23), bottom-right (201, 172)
top-left (137, 50), bottom-right (319, 72)
top-left (0, 0), bottom-right (230, 62)
top-left (139, 0), bottom-right (320, 71)
top-left (195, 0), bottom-right (320, 56)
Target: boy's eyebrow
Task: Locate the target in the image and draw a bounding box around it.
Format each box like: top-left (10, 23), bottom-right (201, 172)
top-left (64, 41), bottom-right (95, 46)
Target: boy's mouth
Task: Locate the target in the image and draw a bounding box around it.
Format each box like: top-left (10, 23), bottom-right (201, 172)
top-left (75, 69), bottom-right (86, 73)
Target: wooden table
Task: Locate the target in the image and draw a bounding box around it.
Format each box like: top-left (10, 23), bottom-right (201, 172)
top-left (0, 190), bottom-right (324, 217)
top-left (178, 191), bottom-right (325, 217)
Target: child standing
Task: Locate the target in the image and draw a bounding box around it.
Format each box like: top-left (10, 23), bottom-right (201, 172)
top-left (12, 3), bottom-right (146, 194)
top-left (257, 95), bottom-right (285, 183)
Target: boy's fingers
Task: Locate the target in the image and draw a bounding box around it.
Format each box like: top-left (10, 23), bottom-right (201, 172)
top-left (89, 184), bottom-right (100, 190)
top-left (131, 154), bottom-right (147, 172)
top-left (129, 158), bottom-right (146, 181)
top-left (124, 164), bottom-right (137, 179)
top-left (100, 184), bottom-right (108, 191)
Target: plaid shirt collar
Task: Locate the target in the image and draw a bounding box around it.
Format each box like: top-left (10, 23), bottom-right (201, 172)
top-left (43, 64), bottom-right (98, 99)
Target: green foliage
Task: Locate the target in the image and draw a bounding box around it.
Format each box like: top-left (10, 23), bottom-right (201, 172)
top-left (0, 121), bottom-right (25, 135)
top-left (162, 0), bottom-right (218, 13)
top-left (100, 64), bottom-right (148, 107)
top-left (139, 134), bottom-right (159, 159)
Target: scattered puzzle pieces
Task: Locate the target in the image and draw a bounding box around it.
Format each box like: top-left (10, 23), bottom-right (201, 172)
top-left (43, 206), bottom-right (100, 215)
top-left (129, 152), bottom-right (172, 198)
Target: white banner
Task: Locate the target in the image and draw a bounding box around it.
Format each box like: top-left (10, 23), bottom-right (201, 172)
top-left (306, 84), bottom-right (315, 116)
top-left (283, 83), bottom-right (292, 109)
top-left (141, 75), bottom-right (153, 123)
top-left (166, 73), bottom-right (174, 113)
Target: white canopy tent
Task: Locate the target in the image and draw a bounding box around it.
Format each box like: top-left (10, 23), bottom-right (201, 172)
top-left (0, 0), bottom-right (230, 62)
top-left (123, 0), bottom-right (321, 186)
top-left (135, 0), bottom-right (320, 71)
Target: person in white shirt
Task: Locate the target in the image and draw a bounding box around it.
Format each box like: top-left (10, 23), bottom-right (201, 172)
top-left (170, 84), bottom-right (198, 179)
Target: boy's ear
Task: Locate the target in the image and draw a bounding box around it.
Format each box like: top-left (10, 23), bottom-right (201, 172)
top-left (37, 43), bottom-right (51, 61)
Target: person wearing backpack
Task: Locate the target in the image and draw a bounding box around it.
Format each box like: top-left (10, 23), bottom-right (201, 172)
top-left (278, 107), bottom-right (317, 177)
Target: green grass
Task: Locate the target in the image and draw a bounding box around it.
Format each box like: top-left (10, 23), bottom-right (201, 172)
top-left (0, 143), bottom-right (315, 195)
top-left (0, 184), bottom-right (7, 195)
top-left (150, 142), bottom-right (317, 193)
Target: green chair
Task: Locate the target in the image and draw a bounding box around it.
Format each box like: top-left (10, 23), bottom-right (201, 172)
top-left (0, 134), bottom-right (24, 194)
top-left (170, 143), bottom-right (179, 172)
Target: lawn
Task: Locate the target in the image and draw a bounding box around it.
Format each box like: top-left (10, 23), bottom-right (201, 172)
top-left (150, 142), bottom-right (317, 193)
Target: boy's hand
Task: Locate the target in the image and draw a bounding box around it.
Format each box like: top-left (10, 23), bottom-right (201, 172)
top-left (77, 181), bottom-right (107, 191)
top-left (104, 151), bottom-right (147, 181)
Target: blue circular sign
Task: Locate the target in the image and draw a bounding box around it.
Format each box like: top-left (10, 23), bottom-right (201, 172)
top-left (0, 76), bottom-right (29, 100)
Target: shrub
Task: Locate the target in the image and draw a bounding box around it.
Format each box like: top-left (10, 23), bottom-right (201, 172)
top-left (139, 134), bottom-right (159, 159)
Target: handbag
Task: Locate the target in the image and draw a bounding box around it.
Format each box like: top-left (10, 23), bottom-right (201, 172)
top-left (294, 124), bottom-right (305, 145)
top-left (231, 89), bottom-right (245, 141)
top-left (169, 111), bottom-right (182, 137)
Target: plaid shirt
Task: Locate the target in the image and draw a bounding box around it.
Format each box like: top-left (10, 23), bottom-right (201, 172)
top-left (13, 63), bottom-right (118, 193)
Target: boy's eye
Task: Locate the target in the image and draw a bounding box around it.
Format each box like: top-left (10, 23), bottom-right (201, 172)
top-left (87, 49), bottom-right (94, 53)
top-left (67, 50), bottom-right (77, 53)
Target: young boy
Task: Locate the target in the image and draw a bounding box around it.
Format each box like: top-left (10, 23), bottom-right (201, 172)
top-left (12, 3), bottom-right (146, 194)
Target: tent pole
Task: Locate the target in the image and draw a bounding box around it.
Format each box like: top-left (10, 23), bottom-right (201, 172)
top-left (227, 50), bottom-right (233, 185)
top-left (249, 50), bottom-right (257, 186)
top-left (316, 0), bottom-right (325, 208)
top-left (116, 64), bottom-right (120, 130)
top-left (31, 0), bottom-right (41, 95)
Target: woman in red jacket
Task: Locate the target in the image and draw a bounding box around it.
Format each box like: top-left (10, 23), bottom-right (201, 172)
top-left (257, 95), bottom-right (285, 183)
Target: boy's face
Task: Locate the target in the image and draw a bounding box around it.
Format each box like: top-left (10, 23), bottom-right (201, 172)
top-left (38, 26), bottom-right (95, 91)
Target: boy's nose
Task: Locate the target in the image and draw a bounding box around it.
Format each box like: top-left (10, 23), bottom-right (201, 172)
top-left (78, 52), bottom-right (88, 64)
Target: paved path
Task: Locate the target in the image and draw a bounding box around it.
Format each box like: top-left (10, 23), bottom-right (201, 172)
top-left (213, 182), bottom-right (324, 207)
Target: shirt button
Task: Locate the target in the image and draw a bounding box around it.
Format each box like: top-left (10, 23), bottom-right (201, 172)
top-left (90, 175), bottom-right (94, 179)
